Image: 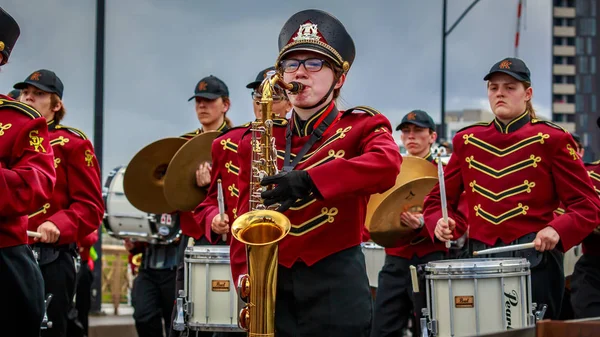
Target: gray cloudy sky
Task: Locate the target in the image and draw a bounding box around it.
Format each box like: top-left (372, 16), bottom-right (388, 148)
top-left (1, 0), bottom-right (551, 180)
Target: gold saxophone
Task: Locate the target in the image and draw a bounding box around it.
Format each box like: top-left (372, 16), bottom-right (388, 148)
top-left (231, 71), bottom-right (301, 336)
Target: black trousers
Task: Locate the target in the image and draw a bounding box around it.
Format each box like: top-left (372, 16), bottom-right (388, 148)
top-left (570, 254), bottom-right (600, 318)
top-left (370, 252), bottom-right (444, 337)
top-left (275, 245), bottom-right (372, 337)
top-left (132, 268), bottom-right (177, 337)
top-left (0, 244), bottom-right (45, 337)
top-left (67, 261), bottom-right (93, 337)
top-left (469, 239), bottom-right (564, 320)
top-left (40, 250), bottom-right (77, 337)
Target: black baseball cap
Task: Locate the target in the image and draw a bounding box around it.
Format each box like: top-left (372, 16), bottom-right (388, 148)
top-left (0, 7), bottom-right (20, 66)
top-left (14, 69), bottom-right (64, 98)
top-left (483, 57), bottom-right (531, 83)
top-left (246, 67), bottom-right (275, 89)
top-left (188, 75), bottom-right (229, 101)
top-left (6, 89), bottom-right (20, 99)
top-left (396, 110), bottom-right (436, 131)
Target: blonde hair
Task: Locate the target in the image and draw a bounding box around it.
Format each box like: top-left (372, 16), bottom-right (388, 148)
top-left (50, 94), bottom-right (66, 123)
top-left (523, 81), bottom-right (536, 119)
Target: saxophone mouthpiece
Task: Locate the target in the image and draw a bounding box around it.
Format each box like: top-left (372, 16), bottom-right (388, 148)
top-left (287, 81), bottom-right (304, 94)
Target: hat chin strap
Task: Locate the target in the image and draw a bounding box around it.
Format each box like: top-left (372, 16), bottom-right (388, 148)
top-left (302, 74), bottom-right (340, 110)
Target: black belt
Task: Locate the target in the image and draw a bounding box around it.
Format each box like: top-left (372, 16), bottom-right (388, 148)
top-left (31, 243), bottom-right (78, 266)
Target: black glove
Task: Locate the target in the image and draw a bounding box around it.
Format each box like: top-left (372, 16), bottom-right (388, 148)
top-left (260, 170), bottom-right (314, 212)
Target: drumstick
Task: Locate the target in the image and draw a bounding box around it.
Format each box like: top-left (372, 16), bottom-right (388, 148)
top-left (437, 152), bottom-right (451, 249)
top-left (217, 179), bottom-right (227, 242)
top-left (473, 242), bottom-right (535, 256)
top-left (27, 230), bottom-right (42, 238)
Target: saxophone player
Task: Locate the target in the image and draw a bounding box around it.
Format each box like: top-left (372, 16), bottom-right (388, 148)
top-left (235, 9), bottom-right (402, 337)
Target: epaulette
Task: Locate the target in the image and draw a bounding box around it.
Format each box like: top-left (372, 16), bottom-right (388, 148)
top-left (530, 118), bottom-right (567, 132)
top-left (0, 99), bottom-right (42, 119)
top-left (273, 118), bottom-right (288, 126)
top-left (457, 121), bottom-right (493, 133)
top-left (218, 122), bottom-right (253, 137)
top-left (55, 124), bottom-right (88, 140)
top-left (180, 129), bottom-right (201, 138)
top-left (343, 105), bottom-right (381, 116)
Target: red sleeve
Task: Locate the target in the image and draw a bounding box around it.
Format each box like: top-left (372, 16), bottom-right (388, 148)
top-left (47, 140), bottom-right (104, 244)
top-left (308, 114), bottom-right (402, 199)
top-left (0, 118), bottom-right (56, 216)
top-left (193, 141), bottom-right (222, 243)
top-left (422, 140), bottom-right (468, 242)
top-left (546, 132), bottom-right (600, 251)
top-left (79, 230), bottom-right (98, 248)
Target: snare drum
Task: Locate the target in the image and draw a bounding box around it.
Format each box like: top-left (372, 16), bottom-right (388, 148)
top-left (103, 166), bottom-right (181, 244)
top-left (362, 242), bottom-right (385, 288)
top-left (422, 258), bottom-right (534, 337)
top-left (183, 246), bottom-right (243, 332)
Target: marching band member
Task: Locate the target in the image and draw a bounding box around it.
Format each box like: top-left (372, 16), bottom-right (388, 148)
top-left (424, 57), bottom-right (600, 320)
top-left (17, 69), bottom-right (104, 337)
top-left (235, 10), bottom-right (402, 336)
top-left (168, 75), bottom-right (233, 337)
top-left (0, 8), bottom-right (56, 336)
top-left (371, 110), bottom-right (467, 337)
top-left (206, 66), bottom-right (291, 294)
top-left (570, 128), bottom-right (600, 318)
top-left (125, 234), bottom-right (178, 337)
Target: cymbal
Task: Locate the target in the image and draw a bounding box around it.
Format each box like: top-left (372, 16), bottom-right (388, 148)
top-left (123, 138), bottom-right (187, 214)
top-left (365, 156), bottom-right (438, 231)
top-left (163, 131), bottom-right (220, 211)
top-left (369, 177), bottom-right (438, 248)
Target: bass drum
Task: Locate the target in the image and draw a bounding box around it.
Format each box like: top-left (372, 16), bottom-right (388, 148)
top-left (103, 166), bottom-right (181, 244)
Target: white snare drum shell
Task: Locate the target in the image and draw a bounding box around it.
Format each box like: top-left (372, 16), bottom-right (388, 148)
top-left (184, 246), bottom-right (242, 331)
top-left (425, 258), bottom-right (532, 337)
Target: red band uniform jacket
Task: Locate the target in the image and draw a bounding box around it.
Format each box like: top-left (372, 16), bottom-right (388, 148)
top-left (179, 121), bottom-right (229, 240)
top-left (28, 120), bottom-right (104, 245)
top-left (423, 112), bottom-right (600, 252)
top-left (236, 104), bottom-right (402, 267)
top-left (386, 152), bottom-right (469, 258)
top-left (193, 122), bottom-right (266, 283)
top-left (580, 161), bottom-right (600, 255)
top-left (0, 95), bottom-right (56, 248)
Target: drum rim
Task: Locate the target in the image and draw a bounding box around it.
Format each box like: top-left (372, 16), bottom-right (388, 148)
top-left (425, 258), bottom-right (530, 274)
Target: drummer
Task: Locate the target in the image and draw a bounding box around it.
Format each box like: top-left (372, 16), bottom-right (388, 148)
top-left (371, 110), bottom-right (467, 337)
top-left (424, 57), bottom-right (600, 320)
top-left (168, 74), bottom-right (234, 337)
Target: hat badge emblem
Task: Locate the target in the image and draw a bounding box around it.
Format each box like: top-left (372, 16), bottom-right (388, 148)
top-left (198, 81), bottom-right (208, 91)
top-left (407, 112), bottom-right (417, 120)
top-left (293, 23), bottom-right (321, 42)
top-left (30, 72), bottom-right (42, 81)
top-left (499, 60), bottom-right (512, 69)
top-left (0, 41), bottom-right (4, 52)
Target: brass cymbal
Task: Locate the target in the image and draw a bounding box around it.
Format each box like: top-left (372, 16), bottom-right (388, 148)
top-left (163, 131), bottom-right (220, 211)
top-left (365, 156), bottom-right (438, 231)
top-left (369, 177), bottom-right (438, 248)
top-left (123, 138), bottom-right (187, 214)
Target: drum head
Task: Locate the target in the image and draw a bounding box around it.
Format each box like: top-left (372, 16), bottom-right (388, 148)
top-left (425, 258), bottom-right (530, 275)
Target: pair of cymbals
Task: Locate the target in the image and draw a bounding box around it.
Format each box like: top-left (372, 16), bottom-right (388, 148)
top-left (365, 156), bottom-right (439, 248)
top-left (123, 131), bottom-right (220, 214)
